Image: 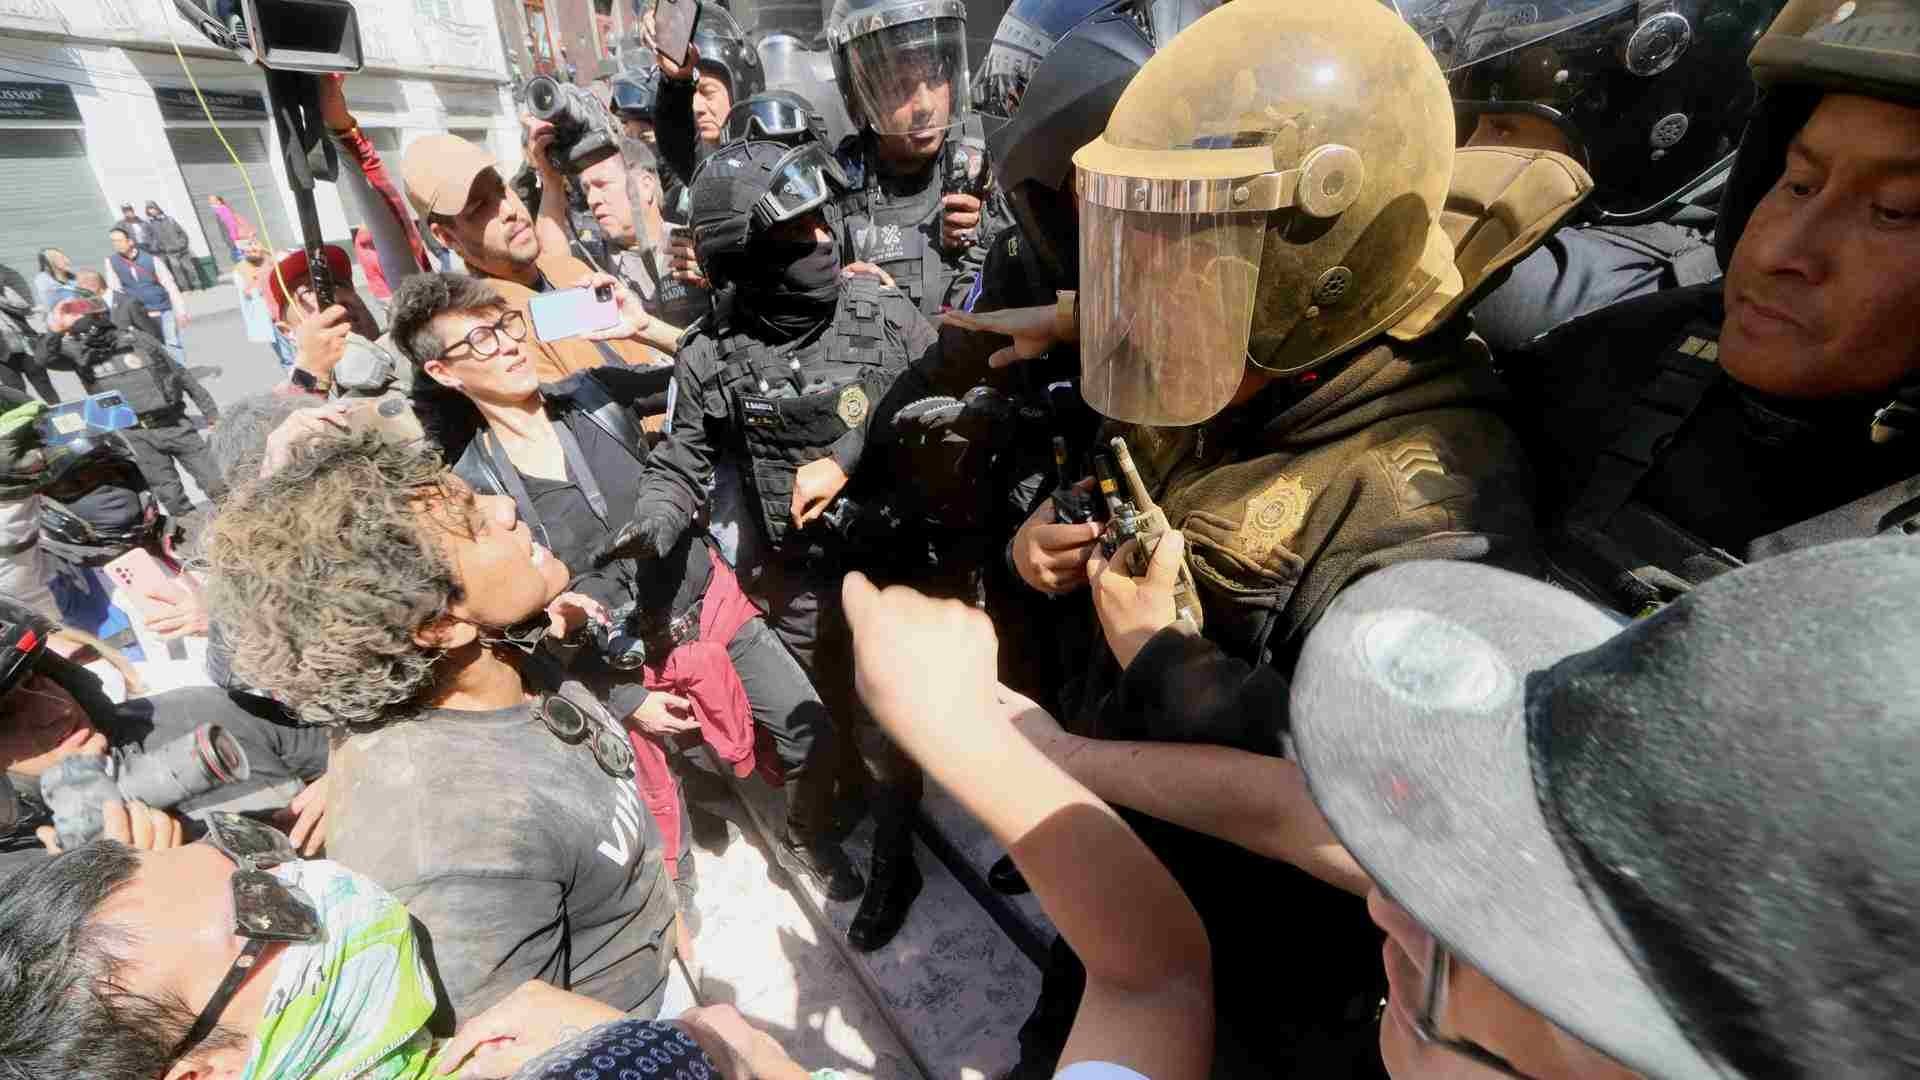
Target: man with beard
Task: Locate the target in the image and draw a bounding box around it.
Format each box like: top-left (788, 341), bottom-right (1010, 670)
top-left (402, 134), bottom-right (678, 383)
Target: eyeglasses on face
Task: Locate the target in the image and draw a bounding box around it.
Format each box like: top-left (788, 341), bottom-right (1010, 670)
top-left (1416, 938), bottom-right (1535, 1080)
top-left (437, 309), bottom-right (529, 362)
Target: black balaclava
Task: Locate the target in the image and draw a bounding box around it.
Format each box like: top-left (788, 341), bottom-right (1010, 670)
top-left (736, 226), bottom-right (841, 339)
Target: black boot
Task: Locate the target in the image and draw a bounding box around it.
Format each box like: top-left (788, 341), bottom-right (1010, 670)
top-left (775, 780), bottom-right (863, 901)
top-left (988, 853), bottom-right (1031, 895)
top-left (848, 853), bottom-right (922, 952)
top-left (775, 834), bottom-right (865, 901)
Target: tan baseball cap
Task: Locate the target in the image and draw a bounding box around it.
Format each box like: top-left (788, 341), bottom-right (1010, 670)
top-left (401, 134), bottom-right (499, 220)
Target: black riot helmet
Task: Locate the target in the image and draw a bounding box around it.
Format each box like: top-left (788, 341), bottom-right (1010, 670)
top-left (37, 432), bottom-right (156, 566)
top-left (988, 0), bottom-right (1216, 286)
top-left (827, 0), bottom-right (972, 135)
top-left (691, 138), bottom-right (852, 288)
top-left (611, 65), bottom-right (661, 123)
top-left (0, 595), bottom-right (51, 700)
top-left (1400, 0), bottom-right (1785, 225)
top-left (971, 0), bottom-right (1214, 124)
top-left (725, 90), bottom-right (831, 146)
top-left (692, 3), bottom-right (766, 102)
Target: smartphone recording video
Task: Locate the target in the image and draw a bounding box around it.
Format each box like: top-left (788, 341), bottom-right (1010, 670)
top-left (528, 284), bottom-right (622, 342)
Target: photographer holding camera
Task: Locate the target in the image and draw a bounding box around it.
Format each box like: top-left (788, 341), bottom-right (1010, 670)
top-left (0, 594), bottom-right (332, 883)
top-left (394, 272), bottom-right (860, 910)
top-left (401, 129), bottom-right (678, 384)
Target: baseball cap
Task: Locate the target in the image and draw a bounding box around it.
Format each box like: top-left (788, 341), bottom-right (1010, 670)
top-left (401, 134), bottom-right (499, 220)
top-left (1289, 539), bottom-right (1920, 1078)
top-left (265, 245), bottom-right (354, 323)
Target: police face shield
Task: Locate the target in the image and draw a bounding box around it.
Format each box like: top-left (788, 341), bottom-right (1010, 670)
top-left (844, 13), bottom-right (971, 135)
top-left (750, 142), bottom-right (853, 231)
top-left (1076, 146), bottom-right (1288, 426)
top-left (1392, 0), bottom-right (1635, 71)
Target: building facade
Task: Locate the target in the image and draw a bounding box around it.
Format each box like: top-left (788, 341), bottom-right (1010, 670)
top-left (0, 0), bottom-right (521, 284)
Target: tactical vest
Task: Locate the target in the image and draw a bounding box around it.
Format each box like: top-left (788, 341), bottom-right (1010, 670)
top-left (836, 138), bottom-right (950, 318)
top-left (711, 277), bottom-right (897, 551)
top-left (71, 331), bottom-right (179, 416)
top-left (108, 250), bottom-right (171, 314)
top-left (1539, 316), bottom-right (1920, 616)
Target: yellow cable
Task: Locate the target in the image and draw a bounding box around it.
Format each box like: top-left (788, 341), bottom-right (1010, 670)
top-left (153, 0), bottom-right (294, 307)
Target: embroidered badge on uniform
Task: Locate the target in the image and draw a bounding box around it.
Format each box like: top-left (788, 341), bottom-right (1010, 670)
top-left (121, 352), bottom-right (145, 370)
top-left (1240, 473), bottom-right (1312, 562)
top-left (837, 385), bottom-right (869, 428)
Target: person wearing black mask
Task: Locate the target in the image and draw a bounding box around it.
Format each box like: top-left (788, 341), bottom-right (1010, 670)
top-left (597, 137), bottom-right (940, 952)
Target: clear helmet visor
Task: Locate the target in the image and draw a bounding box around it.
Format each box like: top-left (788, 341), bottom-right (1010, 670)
top-left (847, 16), bottom-right (971, 135)
top-left (1078, 201), bottom-right (1267, 426)
top-left (1389, 0), bottom-right (1636, 71)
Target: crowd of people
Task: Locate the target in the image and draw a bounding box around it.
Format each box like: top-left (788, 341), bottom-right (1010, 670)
top-left (1, 0), bottom-right (1917, 1076)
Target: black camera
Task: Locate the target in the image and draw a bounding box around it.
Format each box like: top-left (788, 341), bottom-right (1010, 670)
top-left (41, 724), bottom-right (252, 850)
top-left (526, 75), bottom-right (622, 174)
top-left (588, 618), bottom-right (649, 671)
top-left (171, 0), bottom-right (364, 72)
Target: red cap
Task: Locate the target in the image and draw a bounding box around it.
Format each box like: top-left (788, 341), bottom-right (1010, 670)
top-left (266, 245), bottom-right (354, 322)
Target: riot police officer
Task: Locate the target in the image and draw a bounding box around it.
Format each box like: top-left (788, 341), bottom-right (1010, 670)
top-left (824, 0), bottom-right (1009, 315)
top-left (40, 299), bottom-right (224, 522)
top-left (612, 64), bottom-right (663, 146)
top-left (598, 137), bottom-right (940, 952)
top-left (1504, 0), bottom-right (1920, 616)
top-left (968, 0), bottom-right (1545, 1071)
top-left (1401, 0), bottom-right (1786, 349)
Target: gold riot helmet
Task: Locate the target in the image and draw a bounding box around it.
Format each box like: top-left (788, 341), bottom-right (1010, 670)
top-left (1072, 0), bottom-right (1458, 426)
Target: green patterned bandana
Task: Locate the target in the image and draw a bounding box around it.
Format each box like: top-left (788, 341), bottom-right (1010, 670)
top-left (240, 860), bottom-right (447, 1080)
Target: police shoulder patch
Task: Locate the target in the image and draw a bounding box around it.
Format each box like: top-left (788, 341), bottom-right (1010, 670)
top-left (837, 385), bottom-right (869, 428)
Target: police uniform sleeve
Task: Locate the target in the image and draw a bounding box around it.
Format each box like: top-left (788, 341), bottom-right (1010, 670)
top-left (147, 335), bottom-right (220, 423)
top-left (656, 76), bottom-right (700, 191)
top-left (1105, 629), bottom-right (1292, 756)
top-left (632, 342), bottom-right (724, 547)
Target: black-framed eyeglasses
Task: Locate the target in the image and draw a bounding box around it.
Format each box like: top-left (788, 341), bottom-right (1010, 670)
top-left (437, 309), bottom-right (529, 362)
top-left (1417, 939), bottom-right (1534, 1080)
top-left (539, 694), bottom-right (637, 780)
top-left (173, 813), bottom-right (324, 1058)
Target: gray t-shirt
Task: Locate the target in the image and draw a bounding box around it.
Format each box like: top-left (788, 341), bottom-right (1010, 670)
top-left (327, 700), bottom-right (675, 1023)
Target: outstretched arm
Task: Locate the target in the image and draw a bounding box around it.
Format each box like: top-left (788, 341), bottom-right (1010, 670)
top-left (844, 575), bottom-right (1213, 1080)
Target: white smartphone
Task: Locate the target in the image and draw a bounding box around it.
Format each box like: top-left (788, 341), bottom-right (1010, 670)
top-left (528, 284), bottom-right (621, 342)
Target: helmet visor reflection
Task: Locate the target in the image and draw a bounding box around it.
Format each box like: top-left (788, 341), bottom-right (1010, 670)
top-left (1077, 200), bottom-right (1265, 426)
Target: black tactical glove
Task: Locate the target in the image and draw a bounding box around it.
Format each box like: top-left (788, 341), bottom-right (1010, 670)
top-left (0, 398), bottom-right (48, 501)
top-left (591, 513), bottom-right (679, 569)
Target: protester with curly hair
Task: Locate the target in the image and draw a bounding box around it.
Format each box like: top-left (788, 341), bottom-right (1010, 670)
top-left (203, 432), bottom-right (679, 1024)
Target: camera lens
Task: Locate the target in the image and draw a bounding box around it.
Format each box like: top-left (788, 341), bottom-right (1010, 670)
top-left (526, 76), bottom-right (562, 118)
top-left (595, 284), bottom-right (613, 302)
